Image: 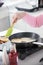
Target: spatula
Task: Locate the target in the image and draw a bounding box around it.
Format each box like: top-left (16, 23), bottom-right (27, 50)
top-left (5, 24), bottom-right (14, 37)
top-left (5, 17), bottom-right (18, 37)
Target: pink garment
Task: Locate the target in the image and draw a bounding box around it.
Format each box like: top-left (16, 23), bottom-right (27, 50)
top-left (23, 14), bottom-right (43, 27)
top-left (36, 15), bottom-right (43, 27)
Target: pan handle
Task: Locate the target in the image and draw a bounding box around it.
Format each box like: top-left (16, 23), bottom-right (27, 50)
top-left (33, 42), bottom-right (43, 46)
top-left (33, 38), bottom-right (43, 46)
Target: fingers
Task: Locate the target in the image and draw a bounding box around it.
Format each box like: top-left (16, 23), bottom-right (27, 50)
top-left (12, 12), bottom-right (26, 25)
top-left (17, 12), bottom-right (26, 19)
top-left (12, 13), bottom-right (18, 26)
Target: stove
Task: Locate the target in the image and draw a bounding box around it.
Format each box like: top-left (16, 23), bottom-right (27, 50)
top-left (17, 43), bottom-right (42, 60)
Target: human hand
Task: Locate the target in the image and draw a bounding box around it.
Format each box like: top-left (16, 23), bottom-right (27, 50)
top-left (12, 12), bottom-right (26, 25)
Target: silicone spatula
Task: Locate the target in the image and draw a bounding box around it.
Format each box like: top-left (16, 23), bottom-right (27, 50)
top-left (5, 15), bottom-right (18, 37)
top-left (5, 16), bottom-right (18, 37)
top-left (5, 24), bottom-right (14, 37)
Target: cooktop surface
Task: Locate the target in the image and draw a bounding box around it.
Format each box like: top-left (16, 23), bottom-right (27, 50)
top-left (18, 49), bottom-right (43, 65)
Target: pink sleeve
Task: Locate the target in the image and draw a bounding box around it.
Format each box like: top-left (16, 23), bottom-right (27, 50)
top-left (23, 14), bottom-right (43, 27)
top-left (23, 13), bottom-right (37, 27)
top-left (36, 15), bottom-right (43, 27)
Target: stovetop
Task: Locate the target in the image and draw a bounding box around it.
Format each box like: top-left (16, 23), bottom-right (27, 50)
top-left (17, 44), bottom-right (43, 60)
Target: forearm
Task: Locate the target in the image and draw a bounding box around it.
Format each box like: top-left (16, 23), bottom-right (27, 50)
top-left (23, 14), bottom-right (43, 27)
top-left (23, 13), bottom-right (36, 27)
top-left (36, 15), bottom-right (43, 27)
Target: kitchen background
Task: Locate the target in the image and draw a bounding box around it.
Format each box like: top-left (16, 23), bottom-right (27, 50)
top-left (0, 0), bottom-right (43, 65)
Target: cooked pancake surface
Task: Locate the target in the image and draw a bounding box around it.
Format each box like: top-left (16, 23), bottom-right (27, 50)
top-left (11, 37), bottom-right (35, 43)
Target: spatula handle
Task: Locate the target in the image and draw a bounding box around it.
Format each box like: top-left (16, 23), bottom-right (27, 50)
top-left (11, 17), bottom-right (18, 27)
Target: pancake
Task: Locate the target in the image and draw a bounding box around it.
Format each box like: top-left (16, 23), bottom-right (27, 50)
top-left (11, 38), bottom-right (22, 43)
top-left (11, 37), bottom-right (35, 43)
top-left (21, 38), bottom-right (35, 43)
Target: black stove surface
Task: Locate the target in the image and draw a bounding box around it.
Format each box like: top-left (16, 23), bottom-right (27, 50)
top-left (17, 44), bottom-right (42, 60)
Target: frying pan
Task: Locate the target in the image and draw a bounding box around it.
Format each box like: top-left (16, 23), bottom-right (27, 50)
top-left (9, 32), bottom-right (40, 49)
